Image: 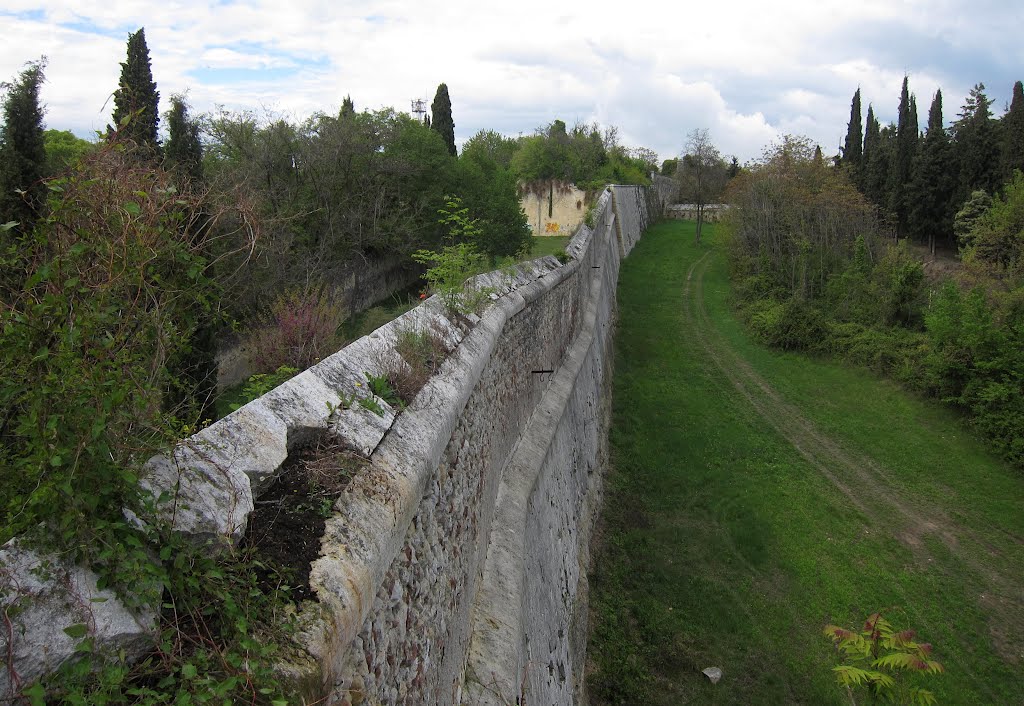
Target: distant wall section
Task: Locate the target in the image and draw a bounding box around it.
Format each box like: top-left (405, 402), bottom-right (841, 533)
top-left (520, 180), bottom-right (588, 236)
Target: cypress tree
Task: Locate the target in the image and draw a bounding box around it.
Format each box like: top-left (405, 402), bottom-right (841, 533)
top-left (889, 76), bottom-right (919, 236)
top-left (430, 83), bottom-right (456, 156)
top-left (162, 95), bottom-right (214, 423)
top-left (862, 104), bottom-right (878, 189)
top-left (843, 88), bottom-right (863, 186)
top-left (953, 83), bottom-right (1000, 201)
top-left (163, 94), bottom-right (203, 185)
top-left (0, 59), bottom-right (47, 234)
top-left (908, 90), bottom-right (955, 253)
top-left (1001, 80), bottom-right (1024, 179)
top-left (340, 95), bottom-right (355, 118)
top-left (866, 120), bottom-right (893, 209)
top-left (111, 28), bottom-right (160, 153)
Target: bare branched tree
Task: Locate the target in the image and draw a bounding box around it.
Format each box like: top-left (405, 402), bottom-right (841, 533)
top-left (677, 129), bottom-right (729, 244)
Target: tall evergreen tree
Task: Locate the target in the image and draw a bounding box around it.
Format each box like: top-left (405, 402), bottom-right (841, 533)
top-left (340, 95), bottom-right (355, 118)
top-left (111, 28), bottom-right (160, 152)
top-left (163, 94), bottom-right (203, 185)
top-left (888, 76), bottom-right (919, 236)
top-left (430, 83), bottom-right (456, 156)
top-left (1001, 80), bottom-right (1024, 180)
top-left (866, 121), bottom-right (894, 209)
top-left (953, 83), bottom-right (1000, 202)
top-left (862, 105), bottom-right (878, 179)
top-left (162, 94), bottom-right (214, 423)
top-left (843, 88), bottom-right (863, 186)
top-left (908, 90), bottom-right (956, 253)
top-left (0, 59), bottom-right (47, 234)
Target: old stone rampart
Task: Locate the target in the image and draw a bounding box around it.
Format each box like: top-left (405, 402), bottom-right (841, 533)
top-left (0, 185), bottom-right (666, 705)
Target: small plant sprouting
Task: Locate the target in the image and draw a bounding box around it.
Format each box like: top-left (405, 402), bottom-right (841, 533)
top-left (412, 195), bottom-right (495, 317)
top-left (229, 366), bottom-right (299, 413)
top-left (824, 611), bottom-right (943, 705)
top-left (358, 396), bottom-right (385, 417)
top-left (364, 372), bottom-right (401, 408)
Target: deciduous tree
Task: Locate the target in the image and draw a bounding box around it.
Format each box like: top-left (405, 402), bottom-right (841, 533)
top-left (677, 128), bottom-right (728, 245)
top-left (725, 135), bottom-right (879, 301)
top-left (43, 129), bottom-right (93, 175)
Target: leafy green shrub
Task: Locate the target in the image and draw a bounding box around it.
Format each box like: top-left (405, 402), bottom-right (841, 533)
top-left (36, 537), bottom-right (299, 705)
top-left (824, 612), bottom-right (943, 706)
top-left (413, 195), bottom-right (495, 316)
top-left (877, 242), bottom-right (926, 327)
top-left (0, 143), bottom-right (305, 702)
top-left (830, 323), bottom-right (929, 384)
top-left (413, 242), bottom-right (488, 315)
top-left (748, 297), bottom-right (828, 352)
top-left (0, 143), bottom-right (233, 547)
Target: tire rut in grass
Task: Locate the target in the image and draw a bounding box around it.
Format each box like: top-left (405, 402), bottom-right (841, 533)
top-left (683, 251), bottom-right (1024, 680)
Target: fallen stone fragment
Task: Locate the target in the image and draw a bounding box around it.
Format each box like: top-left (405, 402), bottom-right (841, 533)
top-left (0, 542), bottom-right (157, 699)
top-left (702, 666), bottom-right (723, 684)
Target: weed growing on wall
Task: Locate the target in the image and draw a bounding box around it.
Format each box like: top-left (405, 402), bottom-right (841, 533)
top-left (388, 323), bottom-right (451, 404)
top-left (413, 196), bottom-right (495, 316)
top-left (225, 366), bottom-right (300, 414)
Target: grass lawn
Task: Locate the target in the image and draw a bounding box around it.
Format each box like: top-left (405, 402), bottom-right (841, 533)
top-left (528, 234), bottom-right (571, 259)
top-left (586, 220), bottom-right (1024, 704)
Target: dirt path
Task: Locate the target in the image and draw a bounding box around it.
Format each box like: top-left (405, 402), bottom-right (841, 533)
top-left (682, 252), bottom-right (1024, 691)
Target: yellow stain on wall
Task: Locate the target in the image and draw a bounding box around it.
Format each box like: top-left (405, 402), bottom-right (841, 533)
top-left (545, 223), bottom-right (561, 233)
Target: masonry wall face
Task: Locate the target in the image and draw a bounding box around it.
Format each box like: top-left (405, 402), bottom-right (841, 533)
top-left (520, 181), bottom-right (589, 236)
top-left (325, 186), bottom-right (657, 705)
top-left (333, 271), bottom-right (585, 704)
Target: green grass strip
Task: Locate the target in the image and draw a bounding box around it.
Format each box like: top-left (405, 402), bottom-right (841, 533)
top-left (586, 220), bottom-right (1024, 705)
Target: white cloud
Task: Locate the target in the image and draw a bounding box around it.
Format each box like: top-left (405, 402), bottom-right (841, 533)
top-left (0, 0), bottom-right (1016, 161)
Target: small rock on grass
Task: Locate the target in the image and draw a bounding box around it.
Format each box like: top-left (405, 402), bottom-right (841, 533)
top-left (702, 666), bottom-right (723, 684)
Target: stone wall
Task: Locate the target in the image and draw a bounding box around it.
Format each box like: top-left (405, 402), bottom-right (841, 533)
top-left (520, 180), bottom-right (589, 236)
top-left (666, 202), bottom-right (729, 221)
top-left (0, 184), bottom-right (669, 705)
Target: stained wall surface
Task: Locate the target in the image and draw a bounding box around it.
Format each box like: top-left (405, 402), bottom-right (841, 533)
top-left (520, 181), bottom-right (589, 236)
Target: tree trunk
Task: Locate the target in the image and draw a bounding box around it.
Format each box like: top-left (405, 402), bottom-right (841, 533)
top-left (695, 204), bottom-right (704, 245)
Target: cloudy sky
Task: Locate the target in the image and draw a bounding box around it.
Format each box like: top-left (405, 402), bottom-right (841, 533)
top-left (1, 0), bottom-right (1021, 164)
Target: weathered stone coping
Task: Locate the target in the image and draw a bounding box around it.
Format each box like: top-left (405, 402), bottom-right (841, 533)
top-left (461, 200), bottom-right (615, 704)
top-left (300, 234), bottom-right (591, 690)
